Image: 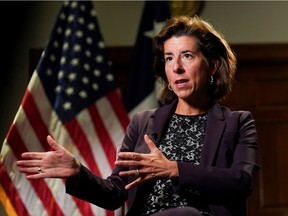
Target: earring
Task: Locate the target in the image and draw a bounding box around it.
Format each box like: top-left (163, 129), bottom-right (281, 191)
top-left (168, 84), bottom-right (173, 91)
top-left (209, 76), bottom-right (214, 85)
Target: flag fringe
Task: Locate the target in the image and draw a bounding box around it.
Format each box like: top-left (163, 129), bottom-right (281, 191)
top-left (0, 183), bottom-right (17, 216)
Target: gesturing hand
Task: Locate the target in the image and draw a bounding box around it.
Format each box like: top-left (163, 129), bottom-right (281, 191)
top-left (16, 135), bottom-right (80, 180)
top-left (115, 134), bottom-right (178, 190)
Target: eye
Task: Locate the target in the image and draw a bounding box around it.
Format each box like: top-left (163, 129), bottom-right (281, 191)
top-left (165, 56), bottom-right (173, 62)
top-left (182, 53), bottom-right (193, 59)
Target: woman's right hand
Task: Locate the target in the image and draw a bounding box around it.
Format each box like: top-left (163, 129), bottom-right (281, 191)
top-left (16, 135), bottom-right (80, 180)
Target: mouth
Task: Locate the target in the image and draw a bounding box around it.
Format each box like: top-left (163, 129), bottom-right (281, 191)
top-left (174, 79), bottom-right (189, 89)
top-left (175, 79), bottom-right (189, 84)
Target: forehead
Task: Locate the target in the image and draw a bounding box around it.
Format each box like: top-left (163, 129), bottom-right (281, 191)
top-left (164, 35), bottom-right (198, 52)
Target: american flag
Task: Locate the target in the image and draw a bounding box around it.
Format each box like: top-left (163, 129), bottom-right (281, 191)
top-left (0, 1), bottom-right (129, 216)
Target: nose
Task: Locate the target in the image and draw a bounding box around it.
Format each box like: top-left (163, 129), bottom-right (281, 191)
top-left (173, 58), bottom-right (184, 74)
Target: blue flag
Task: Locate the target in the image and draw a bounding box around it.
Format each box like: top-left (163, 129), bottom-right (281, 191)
top-left (123, 1), bottom-right (171, 116)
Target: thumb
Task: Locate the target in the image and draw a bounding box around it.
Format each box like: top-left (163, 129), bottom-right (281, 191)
top-left (46, 135), bottom-right (61, 151)
top-left (144, 134), bottom-right (159, 153)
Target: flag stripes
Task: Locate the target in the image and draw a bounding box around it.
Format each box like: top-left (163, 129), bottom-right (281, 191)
top-left (88, 104), bottom-right (116, 170)
top-left (65, 118), bottom-right (102, 175)
top-left (7, 96), bottom-right (93, 215)
top-left (22, 91), bottom-right (50, 150)
top-left (6, 127), bottom-right (64, 216)
top-left (0, 160), bottom-right (29, 216)
top-left (1, 1), bottom-right (130, 215)
top-left (106, 91), bottom-right (130, 132)
top-left (1, 70), bottom-right (128, 215)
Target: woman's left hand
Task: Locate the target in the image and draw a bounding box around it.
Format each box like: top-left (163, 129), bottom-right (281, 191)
top-left (115, 134), bottom-right (178, 190)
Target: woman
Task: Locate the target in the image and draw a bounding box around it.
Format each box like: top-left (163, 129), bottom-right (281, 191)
top-left (17, 16), bottom-right (260, 216)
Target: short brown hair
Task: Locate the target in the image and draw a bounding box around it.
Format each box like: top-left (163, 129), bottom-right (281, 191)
top-left (153, 16), bottom-right (237, 105)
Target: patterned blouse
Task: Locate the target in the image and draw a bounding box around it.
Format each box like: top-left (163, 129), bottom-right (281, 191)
top-left (141, 113), bottom-right (212, 216)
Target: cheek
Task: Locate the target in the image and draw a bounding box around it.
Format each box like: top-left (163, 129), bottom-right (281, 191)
top-left (165, 67), bottom-right (173, 82)
top-left (193, 64), bottom-right (209, 81)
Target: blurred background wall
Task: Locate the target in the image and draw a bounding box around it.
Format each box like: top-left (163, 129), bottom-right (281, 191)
top-left (1, 1), bottom-right (288, 215)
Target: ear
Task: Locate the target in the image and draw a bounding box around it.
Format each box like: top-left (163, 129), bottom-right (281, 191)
top-left (210, 60), bottom-right (219, 76)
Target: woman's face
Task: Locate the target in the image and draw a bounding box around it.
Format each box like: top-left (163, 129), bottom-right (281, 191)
top-left (164, 35), bottom-right (212, 102)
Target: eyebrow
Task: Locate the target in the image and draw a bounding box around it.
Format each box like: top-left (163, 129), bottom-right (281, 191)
top-left (164, 52), bottom-right (173, 56)
top-left (164, 50), bottom-right (195, 55)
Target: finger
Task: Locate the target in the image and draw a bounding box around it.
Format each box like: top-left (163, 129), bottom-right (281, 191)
top-left (20, 152), bottom-right (44, 160)
top-left (117, 152), bottom-right (141, 161)
top-left (115, 157), bottom-right (141, 167)
top-left (18, 166), bottom-right (41, 174)
top-left (16, 159), bottom-right (41, 167)
top-left (119, 169), bottom-right (140, 177)
top-left (47, 135), bottom-right (61, 151)
top-left (26, 172), bottom-right (47, 180)
top-left (125, 177), bottom-right (142, 190)
top-left (144, 134), bottom-right (158, 153)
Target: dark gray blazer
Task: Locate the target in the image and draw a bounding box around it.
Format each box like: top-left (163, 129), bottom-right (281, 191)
top-left (66, 99), bottom-right (260, 216)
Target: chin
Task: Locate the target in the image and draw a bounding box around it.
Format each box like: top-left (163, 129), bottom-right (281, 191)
top-left (177, 95), bottom-right (193, 101)
top-left (175, 90), bottom-right (193, 97)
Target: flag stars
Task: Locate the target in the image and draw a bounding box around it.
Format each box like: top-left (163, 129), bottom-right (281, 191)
top-left (80, 5), bottom-right (86, 11)
top-left (88, 23), bottom-right (95, 30)
top-left (106, 73), bottom-right (114, 81)
top-left (65, 29), bottom-right (72, 37)
top-left (78, 17), bottom-right (85, 25)
top-left (95, 55), bottom-right (103, 63)
top-left (53, 41), bottom-right (59, 48)
top-left (75, 31), bottom-right (83, 38)
top-left (73, 44), bottom-right (81, 52)
top-left (83, 63), bottom-right (90, 71)
top-left (60, 57), bottom-right (66, 65)
top-left (79, 90), bottom-right (87, 98)
top-left (34, 2), bottom-right (118, 123)
top-left (90, 9), bottom-right (97, 17)
top-left (92, 83), bottom-right (99, 90)
top-left (85, 50), bottom-right (91, 57)
top-left (58, 71), bottom-right (65, 79)
top-left (46, 69), bottom-right (53, 76)
top-left (63, 102), bottom-right (72, 110)
top-left (68, 15), bottom-right (75, 23)
top-left (93, 69), bottom-right (101, 77)
top-left (86, 37), bottom-right (93, 44)
top-left (71, 58), bottom-right (79, 66)
top-left (63, 42), bottom-right (69, 50)
top-left (82, 76), bottom-right (89, 84)
top-left (68, 72), bottom-right (77, 81)
top-left (144, 20), bottom-right (166, 39)
top-left (59, 13), bottom-right (66, 20)
top-left (50, 55), bottom-right (56, 62)
top-left (57, 27), bottom-right (63, 34)
top-left (98, 41), bottom-right (105, 48)
top-left (55, 85), bottom-right (61, 93)
top-left (63, 1), bottom-right (69, 7)
top-left (65, 87), bottom-right (74, 96)
top-left (71, 1), bottom-right (77, 8)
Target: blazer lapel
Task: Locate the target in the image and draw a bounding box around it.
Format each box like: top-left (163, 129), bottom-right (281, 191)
top-left (147, 100), bottom-right (178, 146)
top-left (201, 103), bottom-right (226, 166)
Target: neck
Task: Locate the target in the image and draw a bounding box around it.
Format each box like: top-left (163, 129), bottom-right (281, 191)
top-left (175, 98), bottom-right (210, 116)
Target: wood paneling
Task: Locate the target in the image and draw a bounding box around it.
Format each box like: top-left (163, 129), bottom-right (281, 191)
top-left (222, 44), bottom-right (288, 216)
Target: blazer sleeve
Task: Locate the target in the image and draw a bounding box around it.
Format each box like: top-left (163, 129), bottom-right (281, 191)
top-left (65, 163), bottom-right (128, 210)
top-left (174, 110), bottom-right (260, 200)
